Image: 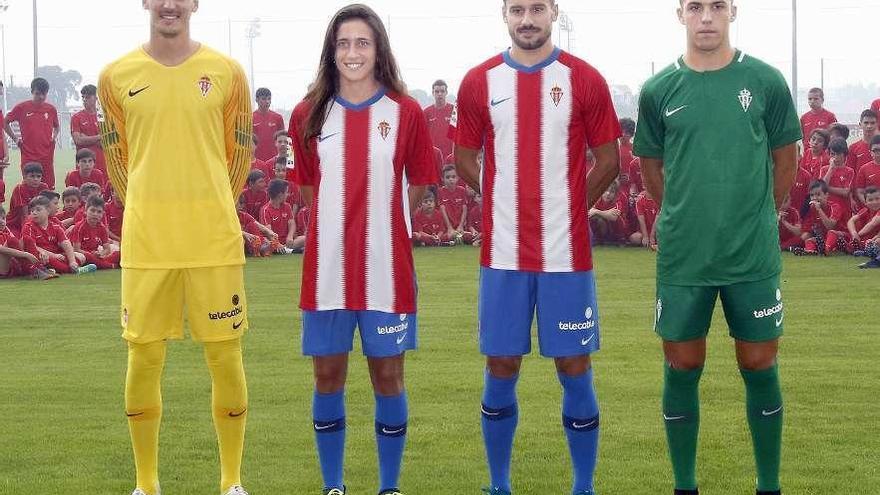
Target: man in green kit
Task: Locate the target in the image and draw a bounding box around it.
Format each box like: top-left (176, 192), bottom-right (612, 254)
top-left (633, 1), bottom-right (801, 495)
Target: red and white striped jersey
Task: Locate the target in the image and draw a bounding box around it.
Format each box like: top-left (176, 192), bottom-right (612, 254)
top-left (455, 48), bottom-right (621, 272)
top-left (290, 90), bottom-right (437, 313)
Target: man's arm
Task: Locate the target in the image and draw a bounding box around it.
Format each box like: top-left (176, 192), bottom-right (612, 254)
top-left (771, 143), bottom-right (799, 209)
top-left (0, 245), bottom-right (38, 264)
top-left (59, 239), bottom-right (80, 269)
top-left (71, 130), bottom-right (102, 148)
top-left (454, 146), bottom-right (481, 193)
top-left (98, 68), bottom-right (129, 203)
top-left (585, 142), bottom-right (619, 208)
top-left (408, 185), bottom-right (427, 217)
top-left (640, 158), bottom-right (665, 206)
top-left (223, 62), bottom-right (254, 194)
top-left (4, 121), bottom-right (17, 145)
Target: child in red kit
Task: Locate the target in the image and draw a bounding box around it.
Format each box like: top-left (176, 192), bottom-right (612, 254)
top-left (260, 179), bottom-right (298, 253)
top-left (104, 192), bottom-right (124, 242)
top-left (39, 190), bottom-right (63, 225)
top-left (6, 163), bottom-right (48, 236)
top-left (846, 186), bottom-right (880, 255)
top-left (70, 195), bottom-right (120, 269)
top-left (237, 193), bottom-right (277, 257)
top-left (20, 196), bottom-right (94, 273)
top-left (590, 181), bottom-right (629, 245)
top-left (65, 149), bottom-right (107, 188)
top-left (412, 191), bottom-right (453, 247)
top-left (466, 193), bottom-right (483, 247)
top-left (633, 190), bottom-right (659, 249)
top-left (70, 182), bottom-right (105, 228)
top-left (242, 170), bottom-right (269, 219)
top-left (855, 135), bottom-right (880, 206)
top-left (819, 138), bottom-right (855, 222)
top-left (436, 164), bottom-right (470, 242)
top-left (798, 129), bottom-right (829, 178)
top-left (778, 195), bottom-right (803, 251)
top-left (0, 204), bottom-right (57, 280)
top-left (273, 157), bottom-right (303, 212)
top-left (798, 180), bottom-right (847, 255)
top-left (58, 187), bottom-right (81, 228)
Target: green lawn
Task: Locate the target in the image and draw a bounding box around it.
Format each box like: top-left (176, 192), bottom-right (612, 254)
top-left (2, 148), bottom-right (78, 210)
top-left (1, 247), bottom-right (876, 494)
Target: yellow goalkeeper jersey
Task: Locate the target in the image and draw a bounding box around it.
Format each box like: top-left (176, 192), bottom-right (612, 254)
top-left (99, 44), bottom-right (253, 269)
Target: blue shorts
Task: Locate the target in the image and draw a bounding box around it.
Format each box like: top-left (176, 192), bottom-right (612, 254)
top-left (302, 310), bottom-right (417, 358)
top-left (478, 267), bottom-right (601, 358)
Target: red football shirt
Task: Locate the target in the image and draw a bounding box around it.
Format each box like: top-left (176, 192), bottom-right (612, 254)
top-left (594, 191), bottom-right (629, 225)
top-left (618, 140), bottom-right (634, 193)
top-left (241, 188), bottom-right (269, 220)
top-left (628, 156), bottom-right (643, 194)
top-left (0, 227), bottom-right (18, 249)
top-left (295, 207), bottom-right (310, 237)
top-left (65, 168), bottom-right (108, 188)
top-left (237, 210), bottom-right (261, 236)
top-left (778, 207), bottom-right (801, 245)
top-left (852, 207), bottom-right (880, 239)
top-left (819, 165), bottom-right (854, 215)
top-left (69, 220), bottom-right (110, 252)
top-left (7, 101), bottom-right (58, 187)
top-left (437, 185), bottom-right (470, 229)
top-left (57, 207), bottom-right (77, 224)
top-left (285, 180), bottom-right (304, 208)
top-left (872, 99), bottom-right (880, 115)
top-left (21, 221), bottom-right (68, 254)
top-left (70, 109), bottom-right (107, 172)
top-left (250, 158), bottom-right (271, 177)
top-left (468, 203), bottom-right (483, 233)
top-left (635, 192), bottom-right (659, 235)
top-left (260, 201), bottom-right (294, 240)
top-left (6, 182), bottom-right (49, 233)
top-left (789, 166), bottom-right (813, 213)
top-left (253, 110), bottom-right (286, 162)
top-left (855, 162), bottom-right (880, 190)
top-left (424, 103), bottom-right (455, 159)
top-left (455, 49), bottom-right (621, 272)
top-left (846, 140), bottom-right (873, 173)
top-left (800, 108), bottom-right (837, 142)
top-left (798, 150), bottom-right (829, 179)
top-left (413, 208), bottom-right (445, 236)
top-left (802, 202), bottom-right (844, 234)
top-left (104, 200), bottom-right (124, 238)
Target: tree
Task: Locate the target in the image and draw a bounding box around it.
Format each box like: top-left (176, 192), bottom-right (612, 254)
top-left (37, 65), bottom-right (83, 112)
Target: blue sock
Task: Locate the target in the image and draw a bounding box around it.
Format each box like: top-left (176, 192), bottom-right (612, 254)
top-left (313, 390), bottom-right (346, 490)
top-left (375, 392), bottom-right (408, 492)
top-left (481, 371), bottom-right (519, 493)
top-left (559, 370), bottom-right (600, 495)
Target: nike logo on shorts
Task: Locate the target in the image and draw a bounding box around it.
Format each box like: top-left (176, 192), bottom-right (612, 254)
top-left (396, 332), bottom-right (407, 345)
top-left (581, 334), bottom-right (595, 346)
top-left (233, 320), bottom-right (244, 330)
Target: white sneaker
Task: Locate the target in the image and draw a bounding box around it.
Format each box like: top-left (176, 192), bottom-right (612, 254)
top-left (223, 486), bottom-right (249, 495)
top-left (131, 485), bottom-right (160, 495)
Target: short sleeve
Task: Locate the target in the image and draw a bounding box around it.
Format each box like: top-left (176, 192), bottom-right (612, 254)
top-left (763, 69), bottom-right (802, 150)
top-left (403, 101), bottom-right (438, 186)
top-left (6, 103), bottom-right (20, 122)
top-left (454, 70), bottom-right (487, 150)
top-left (54, 224), bottom-right (69, 242)
top-left (633, 82), bottom-right (665, 159)
top-left (51, 107), bottom-right (59, 128)
top-left (289, 102), bottom-right (318, 187)
top-left (577, 66), bottom-right (622, 149)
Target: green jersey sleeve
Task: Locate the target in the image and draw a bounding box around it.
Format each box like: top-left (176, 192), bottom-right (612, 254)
top-left (633, 82), bottom-right (665, 159)
top-left (763, 68), bottom-right (802, 150)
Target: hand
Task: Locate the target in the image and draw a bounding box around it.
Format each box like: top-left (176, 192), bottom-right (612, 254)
top-left (243, 232), bottom-right (256, 242)
top-left (609, 208), bottom-right (621, 221)
top-left (269, 231), bottom-right (279, 240)
top-left (23, 253), bottom-right (39, 264)
top-left (285, 237), bottom-right (296, 248)
top-left (588, 208), bottom-right (597, 218)
top-left (52, 253), bottom-right (65, 261)
top-left (852, 232), bottom-right (861, 242)
top-left (39, 251), bottom-right (49, 262)
top-left (446, 228), bottom-right (456, 238)
top-left (641, 236), bottom-right (650, 248)
top-left (810, 200), bottom-right (821, 210)
top-left (68, 259), bottom-right (80, 271)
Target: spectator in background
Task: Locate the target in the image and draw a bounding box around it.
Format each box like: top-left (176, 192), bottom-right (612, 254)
top-left (241, 169), bottom-right (269, 219)
top-left (618, 118), bottom-right (636, 197)
top-left (798, 128), bottom-right (829, 178)
top-left (590, 180), bottom-right (629, 245)
top-left (846, 110), bottom-right (877, 172)
top-left (800, 87), bottom-right (837, 141)
top-left (66, 149), bottom-right (107, 188)
top-left (69, 195), bottom-right (120, 270)
top-left (800, 180), bottom-right (847, 255)
top-left (633, 189), bottom-right (659, 249)
top-left (0, 203), bottom-right (57, 280)
top-left (4, 78), bottom-right (60, 189)
top-left (424, 79), bottom-right (454, 159)
top-left (871, 97), bottom-right (880, 116)
top-left (778, 195), bottom-right (802, 251)
top-left (21, 196), bottom-right (88, 273)
top-left (412, 190), bottom-right (453, 247)
top-left (827, 122), bottom-right (850, 142)
top-left (70, 84), bottom-right (107, 175)
top-left (436, 164), bottom-right (470, 243)
top-left (855, 135), bottom-right (880, 205)
top-left (6, 162), bottom-right (48, 236)
top-left (846, 186), bottom-right (880, 255)
top-left (253, 87), bottom-right (286, 162)
top-left (789, 159), bottom-right (813, 216)
top-left (820, 138), bottom-right (855, 222)
top-left (58, 187), bottom-right (81, 228)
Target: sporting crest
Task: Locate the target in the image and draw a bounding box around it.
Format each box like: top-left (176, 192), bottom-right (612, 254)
top-left (738, 88), bottom-right (752, 112)
top-left (550, 85), bottom-right (564, 107)
top-left (378, 120), bottom-right (391, 140)
top-left (198, 76), bottom-right (213, 98)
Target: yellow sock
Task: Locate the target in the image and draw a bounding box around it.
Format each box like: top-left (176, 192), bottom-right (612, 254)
top-left (125, 340), bottom-right (167, 495)
top-left (204, 338), bottom-right (248, 492)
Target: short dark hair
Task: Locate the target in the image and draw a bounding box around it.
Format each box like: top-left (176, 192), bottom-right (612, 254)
top-left (255, 87), bottom-right (272, 99)
top-left (809, 128), bottom-right (830, 148)
top-left (422, 190), bottom-right (435, 201)
top-left (86, 195), bottom-right (106, 210)
top-left (432, 79), bottom-right (448, 90)
top-left (267, 178), bottom-right (289, 199)
top-left (247, 169), bottom-right (266, 185)
top-left (828, 122), bottom-right (850, 140)
top-left (76, 148), bottom-right (96, 162)
top-left (442, 164), bottom-right (457, 175)
top-left (861, 109), bottom-right (878, 122)
top-left (828, 138), bottom-right (848, 156)
top-left (62, 186), bottom-right (81, 200)
top-left (79, 182), bottom-right (102, 197)
top-left (28, 196), bottom-right (50, 212)
top-left (273, 130), bottom-right (289, 141)
top-left (807, 87), bottom-right (824, 99)
top-left (809, 179), bottom-right (829, 193)
top-left (619, 118), bottom-right (636, 137)
top-left (39, 190), bottom-right (60, 201)
top-left (865, 186), bottom-right (880, 196)
top-left (31, 77), bottom-right (49, 93)
top-left (80, 84), bottom-right (97, 97)
top-left (23, 162), bottom-right (44, 176)
top-left (274, 156), bottom-right (288, 168)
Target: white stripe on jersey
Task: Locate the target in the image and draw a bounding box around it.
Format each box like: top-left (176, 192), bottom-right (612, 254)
top-left (366, 101), bottom-right (400, 310)
top-left (540, 63), bottom-right (574, 271)
top-left (316, 104), bottom-right (347, 310)
top-left (487, 64), bottom-right (519, 268)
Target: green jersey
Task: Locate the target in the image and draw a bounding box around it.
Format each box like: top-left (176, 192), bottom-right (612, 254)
top-left (633, 50), bottom-right (801, 286)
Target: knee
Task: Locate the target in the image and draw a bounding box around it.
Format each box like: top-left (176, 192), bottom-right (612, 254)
top-left (666, 356), bottom-right (705, 371)
top-left (486, 356), bottom-right (522, 378)
top-left (315, 363), bottom-right (347, 394)
top-left (371, 363), bottom-right (404, 396)
top-left (555, 355), bottom-right (591, 377)
top-left (738, 354), bottom-right (777, 371)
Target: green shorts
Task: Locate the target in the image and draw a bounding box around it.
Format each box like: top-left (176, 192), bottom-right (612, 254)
top-left (654, 275), bottom-right (784, 343)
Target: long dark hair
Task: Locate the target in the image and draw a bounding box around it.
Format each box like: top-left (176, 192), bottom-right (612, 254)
top-left (301, 4), bottom-right (406, 149)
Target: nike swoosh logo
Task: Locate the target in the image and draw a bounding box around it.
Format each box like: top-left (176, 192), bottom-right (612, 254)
top-left (490, 97), bottom-right (512, 107)
top-left (572, 420), bottom-right (597, 429)
top-left (382, 427), bottom-right (405, 435)
top-left (775, 314), bottom-right (784, 327)
top-left (314, 422), bottom-right (337, 431)
top-left (126, 412), bottom-right (144, 418)
top-left (318, 132), bottom-right (340, 143)
top-left (396, 332), bottom-right (408, 345)
top-left (665, 105), bottom-right (688, 117)
top-left (232, 320), bottom-right (244, 330)
top-left (481, 406), bottom-right (501, 416)
top-left (26, 112), bottom-right (34, 117)
top-left (663, 414), bottom-right (686, 421)
top-left (228, 408), bottom-right (247, 418)
top-left (128, 86), bottom-right (150, 97)
top-left (581, 334), bottom-right (595, 346)
top-left (762, 406), bottom-right (783, 417)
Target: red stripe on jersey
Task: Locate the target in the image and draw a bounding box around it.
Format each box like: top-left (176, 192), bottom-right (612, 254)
top-left (343, 109), bottom-right (369, 309)
top-left (516, 71), bottom-right (545, 270)
top-left (389, 151), bottom-right (409, 311)
top-left (568, 71), bottom-right (591, 271)
top-left (301, 189), bottom-right (320, 311)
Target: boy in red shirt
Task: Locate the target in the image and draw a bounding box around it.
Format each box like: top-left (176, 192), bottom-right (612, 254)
top-left (466, 193), bottom-right (483, 247)
top-left (260, 179), bottom-right (298, 253)
top-left (800, 88), bottom-right (837, 141)
top-left (846, 110), bottom-right (878, 172)
top-left (436, 164), bottom-right (470, 242)
top-left (799, 180), bottom-right (847, 255)
top-left (58, 186), bottom-right (81, 228)
top-left (70, 84), bottom-right (106, 175)
top-left (6, 162), bottom-right (48, 236)
top-left (104, 192), bottom-right (124, 242)
top-left (633, 189), bottom-right (660, 249)
top-left (778, 195), bottom-right (803, 251)
top-left (798, 129), bottom-right (829, 178)
top-left (847, 186), bottom-right (880, 255)
top-left (65, 149), bottom-right (107, 188)
top-left (0, 204), bottom-right (56, 280)
top-left (424, 79), bottom-right (454, 159)
top-left (70, 182), bottom-right (106, 228)
top-left (828, 122), bottom-right (850, 142)
top-left (237, 192), bottom-right (276, 257)
top-left (272, 157), bottom-right (303, 212)
top-left (241, 170), bottom-right (269, 220)
top-left (618, 118), bottom-right (636, 196)
top-left (252, 87), bottom-right (287, 162)
top-left (38, 190), bottom-right (63, 226)
top-left (589, 181), bottom-right (629, 245)
top-left (819, 138), bottom-right (855, 221)
top-left (267, 130), bottom-right (293, 176)
top-left (412, 191), bottom-right (453, 247)
top-left (21, 196), bottom-right (92, 273)
top-left (3, 78), bottom-right (60, 189)
top-left (789, 163), bottom-right (813, 217)
top-left (855, 135), bottom-right (880, 205)
top-left (70, 195), bottom-right (120, 270)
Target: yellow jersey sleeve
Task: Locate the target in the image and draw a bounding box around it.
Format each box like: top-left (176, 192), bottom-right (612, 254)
top-left (224, 61), bottom-right (253, 195)
top-left (98, 64), bottom-right (129, 203)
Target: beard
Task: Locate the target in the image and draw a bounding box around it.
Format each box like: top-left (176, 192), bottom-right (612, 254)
top-left (510, 26), bottom-right (552, 51)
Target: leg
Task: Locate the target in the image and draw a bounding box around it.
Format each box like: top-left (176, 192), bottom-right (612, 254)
top-left (125, 340), bottom-right (167, 495)
top-left (556, 356), bottom-right (599, 495)
top-left (737, 340), bottom-right (783, 494)
top-left (313, 354), bottom-right (349, 491)
top-left (483, 356), bottom-right (523, 494)
top-left (203, 338), bottom-right (249, 493)
top-left (0, 252), bottom-right (10, 276)
top-left (368, 354), bottom-right (408, 493)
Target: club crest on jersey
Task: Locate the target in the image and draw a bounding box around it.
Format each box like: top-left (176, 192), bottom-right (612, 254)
top-left (378, 120), bottom-right (391, 140)
top-left (450, 104), bottom-right (458, 127)
top-left (738, 88), bottom-right (753, 112)
top-left (198, 76), bottom-right (213, 98)
top-left (550, 85), bottom-right (564, 107)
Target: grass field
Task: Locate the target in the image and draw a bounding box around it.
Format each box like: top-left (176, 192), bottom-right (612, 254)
top-left (1, 148), bottom-right (78, 211)
top-left (2, 246), bottom-right (877, 494)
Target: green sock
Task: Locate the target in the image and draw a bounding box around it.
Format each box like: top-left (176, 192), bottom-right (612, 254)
top-left (741, 364), bottom-right (783, 492)
top-left (662, 363), bottom-right (703, 491)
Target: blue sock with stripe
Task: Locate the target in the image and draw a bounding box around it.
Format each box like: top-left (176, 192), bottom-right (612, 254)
top-left (375, 392), bottom-right (408, 492)
top-left (313, 389), bottom-right (346, 490)
top-left (481, 371), bottom-right (519, 493)
top-left (559, 369), bottom-right (600, 495)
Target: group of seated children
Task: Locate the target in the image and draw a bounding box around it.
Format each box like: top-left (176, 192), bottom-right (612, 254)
top-left (1, 156), bottom-right (123, 280)
top-left (589, 179), bottom-right (660, 250)
top-left (238, 157), bottom-right (308, 257)
top-left (412, 164), bottom-right (481, 247)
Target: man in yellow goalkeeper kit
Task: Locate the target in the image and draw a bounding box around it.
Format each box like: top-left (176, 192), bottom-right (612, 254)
top-left (99, 1), bottom-right (252, 494)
